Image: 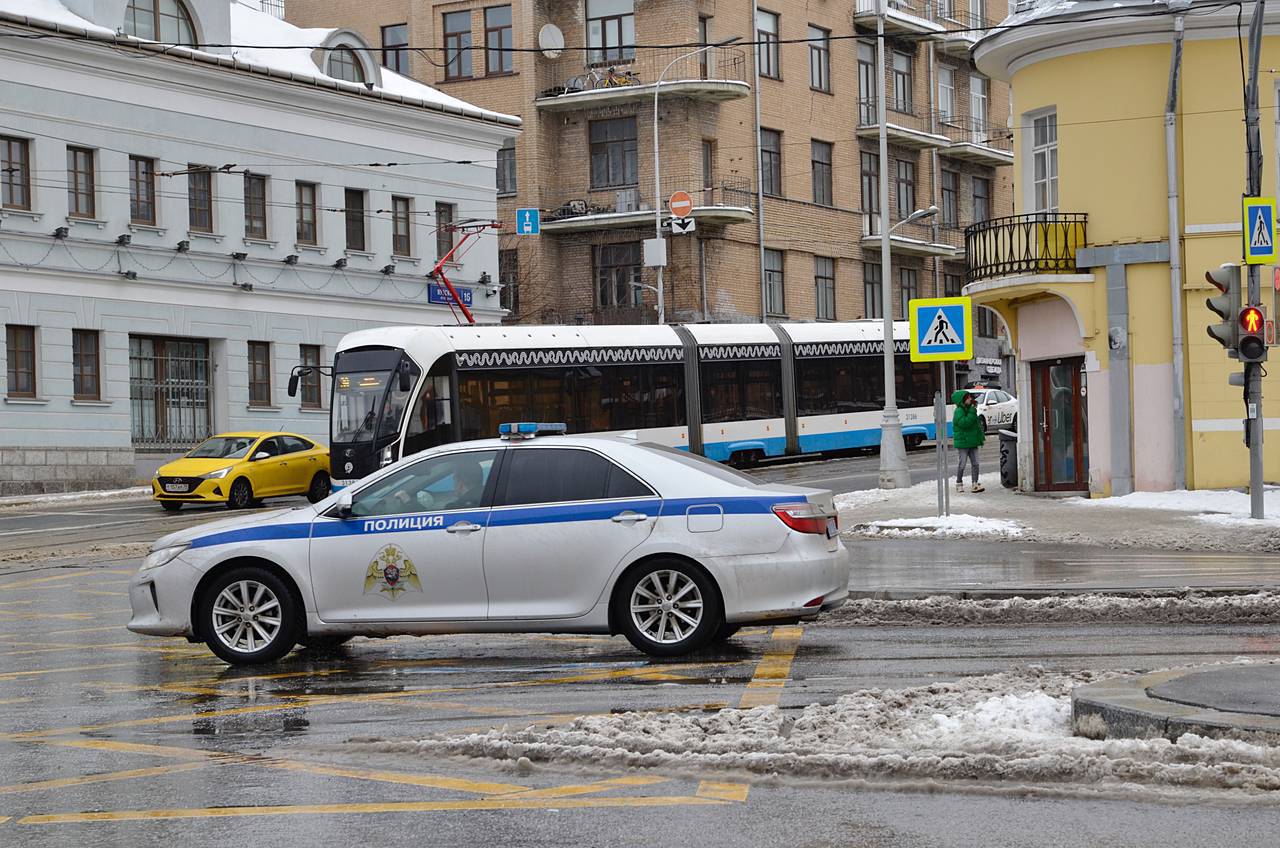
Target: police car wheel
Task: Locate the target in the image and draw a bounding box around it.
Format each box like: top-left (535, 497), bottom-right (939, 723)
top-left (616, 560), bottom-right (720, 657)
top-left (160, 501), bottom-right (182, 513)
top-left (712, 622), bottom-right (742, 642)
top-left (227, 478), bottom-right (253, 510)
top-left (199, 567), bottom-right (299, 665)
top-left (301, 634), bottom-right (352, 652)
top-left (306, 472), bottom-right (330, 504)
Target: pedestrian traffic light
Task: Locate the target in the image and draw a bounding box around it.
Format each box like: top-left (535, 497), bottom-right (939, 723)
top-left (1238, 305), bottom-right (1268, 362)
top-left (1205, 264), bottom-right (1241, 357)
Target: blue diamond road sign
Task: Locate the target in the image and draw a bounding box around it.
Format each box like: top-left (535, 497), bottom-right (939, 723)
top-left (515, 208), bottom-right (541, 236)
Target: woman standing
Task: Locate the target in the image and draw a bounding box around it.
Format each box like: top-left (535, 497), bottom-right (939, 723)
top-left (951, 390), bottom-right (986, 493)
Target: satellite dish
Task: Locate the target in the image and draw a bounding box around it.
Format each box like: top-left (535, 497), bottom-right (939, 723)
top-left (538, 24), bottom-right (564, 59)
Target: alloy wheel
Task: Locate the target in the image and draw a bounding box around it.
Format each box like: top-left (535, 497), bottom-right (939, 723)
top-left (629, 569), bottom-right (704, 644)
top-left (211, 579), bottom-right (283, 654)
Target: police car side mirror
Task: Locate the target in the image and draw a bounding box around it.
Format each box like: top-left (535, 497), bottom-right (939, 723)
top-left (335, 491), bottom-right (354, 519)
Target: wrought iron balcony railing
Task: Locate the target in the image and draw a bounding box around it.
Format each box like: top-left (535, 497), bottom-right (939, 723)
top-left (933, 112), bottom-right (1013, 152)
top-left (964, 212), bottom-right (1088, 282)
top-left (543, 173), bottom-right (754, 224)
top-left (535, 45), bottom-right (749, 101)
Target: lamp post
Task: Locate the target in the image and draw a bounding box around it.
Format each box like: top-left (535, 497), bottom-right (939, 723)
top-left (651, 35), bottom-right (742, 324)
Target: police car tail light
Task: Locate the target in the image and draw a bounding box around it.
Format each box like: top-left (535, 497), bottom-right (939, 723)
top-left (771, 503), bottom-right (829, 535)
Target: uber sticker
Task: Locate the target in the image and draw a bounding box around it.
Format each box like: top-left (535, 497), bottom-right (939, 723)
top-left (363, 544), bottom-right (423, 600)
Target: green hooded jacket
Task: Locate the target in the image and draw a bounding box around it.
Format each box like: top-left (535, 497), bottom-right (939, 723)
top-left (951, 390), bottom-right (986, 450)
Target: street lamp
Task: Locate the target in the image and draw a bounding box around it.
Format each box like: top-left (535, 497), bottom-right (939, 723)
top-left (892, 205), bottom-right (939, 232)
top-left (651, 35), bottom-right (743, 324)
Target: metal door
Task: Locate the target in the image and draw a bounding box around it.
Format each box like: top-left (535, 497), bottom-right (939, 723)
top-left (1031, 357), bottom-right (1088, 491)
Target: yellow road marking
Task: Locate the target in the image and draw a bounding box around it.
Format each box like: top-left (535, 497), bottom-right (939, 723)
top-left (0, 815), bottom-right (9, 824)
top-left (738, 625), bottom-right (804, 709)
top-left (696, 781), bottom-right (751, 802)
top-left (0, 697), bottom-right (31, 705)
top-left (261, 760), bottom-right (528, 796)
top-left (73, 589), bottom-right (127, 598)
top-left (499, 775), bottom-right (668, 800)
top-left (0, 600), bottom-right (34, 606)
top-left (1, 641), bottom-right (205, 658)
top-left (0, 762), bottom-right (211, 795)
top-left (18, 794), bottom-right (726, 824)
top-left (29, 738), bottom-right (219, 760)
top-left (0, 661), bottom-right (139, 684)
top-left (41, 625), bottom-right (128, 637)
top-left (0, 611), bottom-right (96, 622)
top-left (0, 573), bottom-right (84, 592)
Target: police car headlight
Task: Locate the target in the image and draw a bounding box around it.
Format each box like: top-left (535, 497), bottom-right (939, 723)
top-left (200, 467), bottom-right (232, 480)
top-left (140, 544), bottom-right (189, 572)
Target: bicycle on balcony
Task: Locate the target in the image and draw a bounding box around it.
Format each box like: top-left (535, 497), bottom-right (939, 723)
top-left (566, 65), bottom-right (641, 92)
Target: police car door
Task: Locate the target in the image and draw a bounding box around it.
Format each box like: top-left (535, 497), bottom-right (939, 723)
top-left (308, 449), bottom-right (499, 622)
top-left (483, 446), bottom-right (659, 619)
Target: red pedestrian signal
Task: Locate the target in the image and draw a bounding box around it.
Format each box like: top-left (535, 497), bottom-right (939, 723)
top-left (1240, 306), bottom-right (1264, 334)
top-left (1238, 305), bottom-right (1268, 363)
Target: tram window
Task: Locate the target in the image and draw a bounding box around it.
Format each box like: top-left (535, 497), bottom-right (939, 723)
top-left (701, 360), bottom-right (783, 423)
top-left (796, 357), bottom-right (881, 416)
top-left (896, 356), bottom-right (939, 408)
top-left (404, 375), bottom-right (454, 457)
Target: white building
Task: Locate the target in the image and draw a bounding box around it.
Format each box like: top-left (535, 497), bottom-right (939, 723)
top-left (0, 0), bottom-right (519, 494)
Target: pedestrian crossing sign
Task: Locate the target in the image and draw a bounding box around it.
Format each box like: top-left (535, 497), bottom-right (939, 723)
top-left (909, 296), bottom-right (973, 362)
top-left (1243, 197), bottom-right (1276, 265)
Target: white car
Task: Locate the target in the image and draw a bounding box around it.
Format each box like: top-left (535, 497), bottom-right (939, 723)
top-left (128, 423), bottom-right (850, 665)
top-left (967, 387), bottom-right (1018, 432)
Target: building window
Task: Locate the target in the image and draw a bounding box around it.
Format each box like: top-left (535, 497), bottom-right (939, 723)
top-left (899, 268), bottom-right (918, 318)
top-left (444, 11), bottom-right (473, 79)
top-left (65, 146), bottom-right (95, 219)
top-left (594, 242), bottom-right (642, 307)
top-left (295, 182), bottom-right (317, 245)
top-left (702, 140), bottom-right (715, 195)
top-left (944, 272), bottom-right (963, 297)
top-left (382, 23), bottom-right (408, 73)
top-left (756, 10), bottom-right (780, 79)
top-left (970, 74), bottom-right (990, 128)
top-left (891, 52), bottom-right (913, 112)
top-left (188, 167), bottom-right (213, 233)
top-left (5, 325), bottom-right (35, 398)
top-left (499, 248), bottom-right (519, 313)
top-left (392, 196), bottom-right (412, 256)
top-left (1, 136), bottom-right (30, 211)
top-left (860, 151), bottom-right (880, 234)
top-left (857, 43), bottom-right (875, 124)
top-left (243, 173), bottom-right (267, 239)
top-left (345, 188), bottom-right (366, 251)
top-left (129, 156), bottom-right (156, 225)
top-left (587, 0), bottom-right (635, 64)
top-left (248, 341), bottom-right (271, 407)
top-left (941, 170), bottom-right (958, 227)
top-left (485, 6), bottom-right (513, 75)
top-left (698, 17), bottom-right (712, 78)
top-left (977, 306), bottom-right (998, 337)
top-left (72, 329), bottom-right (100, 400)
top-left (815, 256), bottom-right (835, 320)
top-left (895, 159), bottom-right (916, 219)
top-left (764, 248), bottom-right (785, 315)
top-left (1032, 112), bottom-right (1058, 212)
top-left (436, 202), bottom-right (455, 260)
top-left (123, 0), bottom-right (196, 45)
top-left (299, 344), bottom-right (322, 409)
top-left (863, 263), bottom-right (882, 319)
top-left (809, 25), bottom-right (830, 92)
top-left (760, 129), bottom-right (782, 197)
top-left (938, 65), bottom-right (956, 121)
top-left (589, 117), bottom-right (637, 189)
top-left (496, 139), bottom-right (516, 195)
top-left (328, 47), bottom-right (366, 83)
top-left (811, 140), bottom-right (833, 207)
top-left (973, 176), bottom-right (991, 222)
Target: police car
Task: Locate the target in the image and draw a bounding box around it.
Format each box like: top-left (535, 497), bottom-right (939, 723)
top-left (966, 387), bottom-right (1018, 432)
top-left (128, 424), bottom-right (850, 665)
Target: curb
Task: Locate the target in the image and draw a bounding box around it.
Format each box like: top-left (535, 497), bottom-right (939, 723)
top-left (0, 488), bottom-right (152, 509)
top-left (846, 586), bottom-right (1277, 601)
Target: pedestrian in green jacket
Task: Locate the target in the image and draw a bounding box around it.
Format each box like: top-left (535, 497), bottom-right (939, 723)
top-left (951, 389), bottom-right (986, 492)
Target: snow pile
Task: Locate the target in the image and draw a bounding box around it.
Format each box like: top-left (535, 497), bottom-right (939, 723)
top-left (856, 513), bottom-right (1025, 539)
top-left (824, 591), bottom-right (1280, 626)
top-left (355, 666), bottom-right (1280, 798)
top-left (1067, 487), bottom-right (1280, 520)
top-left (0, 485), bottom-right (150, 507)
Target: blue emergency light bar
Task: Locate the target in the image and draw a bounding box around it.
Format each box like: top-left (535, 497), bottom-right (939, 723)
top-left (498, 422), bottom-right (567, 439)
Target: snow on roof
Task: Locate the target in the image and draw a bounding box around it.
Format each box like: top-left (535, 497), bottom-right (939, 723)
top-left (0, 0), bottom-right (520, 127)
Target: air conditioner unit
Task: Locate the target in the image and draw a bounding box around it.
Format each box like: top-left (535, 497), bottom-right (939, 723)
top-left (615, 189), bottom-right (640, 213)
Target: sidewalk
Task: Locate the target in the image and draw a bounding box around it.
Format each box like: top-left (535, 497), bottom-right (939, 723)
top-left (836, 473), bottom-right (1280, 552)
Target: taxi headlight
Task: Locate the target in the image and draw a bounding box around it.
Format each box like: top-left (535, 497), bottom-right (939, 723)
top-left (200, 467), bottom-right (232, 480)
top-left (140, 544), bottom-right (189, 572)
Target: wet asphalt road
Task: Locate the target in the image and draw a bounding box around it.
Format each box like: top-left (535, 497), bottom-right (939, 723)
top-left (2, 553), bottom-right (1280, 847)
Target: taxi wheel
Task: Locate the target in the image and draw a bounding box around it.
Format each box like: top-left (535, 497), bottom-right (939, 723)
top-left (616, 559), bottom-right (720, 657)
top-left (306, 472), bottom-right (330, 504)
top-left (979, 415), bottom-right (988, 432)
top-left (227, 478), bottom-right (253, 510)
top-left (199, 567), bottom-right (300, 665)
top-left (160, 501), bottom-right (182, 513)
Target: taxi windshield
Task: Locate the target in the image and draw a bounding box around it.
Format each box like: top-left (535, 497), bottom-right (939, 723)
top-left (333, 371), bottom-right (391, 443)
top-left (187, 436), bottom-right (257, 459)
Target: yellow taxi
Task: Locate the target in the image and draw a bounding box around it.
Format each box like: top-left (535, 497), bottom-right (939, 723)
top-left (153, 432), bottom-right (331, 512)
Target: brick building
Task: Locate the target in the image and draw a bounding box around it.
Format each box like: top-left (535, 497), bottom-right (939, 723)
top-left (287, 0), bottom-right (1013, 336)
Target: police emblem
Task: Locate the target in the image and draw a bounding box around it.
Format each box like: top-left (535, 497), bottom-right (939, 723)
top-left (362, 544), bottom-right (422, 600)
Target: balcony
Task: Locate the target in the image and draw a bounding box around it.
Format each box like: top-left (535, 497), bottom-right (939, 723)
top-left (853, 0), bottom-right (946, 37)
top-left (936, 113), bottom-right (1014, 166)
top-left (927, 7), bottom-right (987, 56)
top-left (861, 215), bottom-right (960, 258)
top-left (856, 100), bottom-right (951, 149)
top-left (935, 224), bottom-right (967, 257)
top-left (539, 174), bottom-right (755, 234)
top-left (965, 213), bottom-right (1088, 282)
top-left (535, 46), bottom-right (750, 112)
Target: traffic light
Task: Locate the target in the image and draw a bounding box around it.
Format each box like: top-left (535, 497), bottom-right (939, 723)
top-left (1238, 304), bottom-right (1268, 362)
top-left (1205, 264), bottom-right (1241, 357)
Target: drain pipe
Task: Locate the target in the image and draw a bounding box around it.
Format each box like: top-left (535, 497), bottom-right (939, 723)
top-left (751, 0), bottom-right (768, 320)
top-left (1165, 8), bottom-right (1187, 489)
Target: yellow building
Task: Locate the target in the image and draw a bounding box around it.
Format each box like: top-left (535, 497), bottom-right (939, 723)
top-left (970, 0), bottom-right (1280, 495)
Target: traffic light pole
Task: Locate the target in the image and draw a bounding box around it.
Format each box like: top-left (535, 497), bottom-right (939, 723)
top-left (1244, 0), bottom-right (1265, 519)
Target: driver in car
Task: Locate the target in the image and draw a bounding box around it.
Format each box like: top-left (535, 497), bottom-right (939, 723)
top-left (362, 459), bottom-right (486, 516)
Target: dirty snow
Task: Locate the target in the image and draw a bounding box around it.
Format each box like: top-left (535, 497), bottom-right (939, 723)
top-left (354, 665), bottom-right (1280, 800)
top-left (1066, 487), bottom-right (1280, 519)
top-left (857, 513), bottom-right (1025, 539)
top-left (822, 591), bottom-right (1280, 626)
top-left (0, 486), bottom-right (151, 510)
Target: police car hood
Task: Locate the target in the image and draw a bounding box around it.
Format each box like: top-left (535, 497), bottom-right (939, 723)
top-left (152, 507), bottom-right (307, 550)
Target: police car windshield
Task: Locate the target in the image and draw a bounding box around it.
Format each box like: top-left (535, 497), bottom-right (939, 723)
top-left (637, 443), bottom-right (762, 485)
top-left (187, 436), bottom-right (257, 459)
top-left (332, 371), bottom-right (391, 443)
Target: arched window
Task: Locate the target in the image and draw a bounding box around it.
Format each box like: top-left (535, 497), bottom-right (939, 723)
top-left (123, 0), bottom-right (196, 46)
top-left (328, 47), bottom-right (366, 83)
